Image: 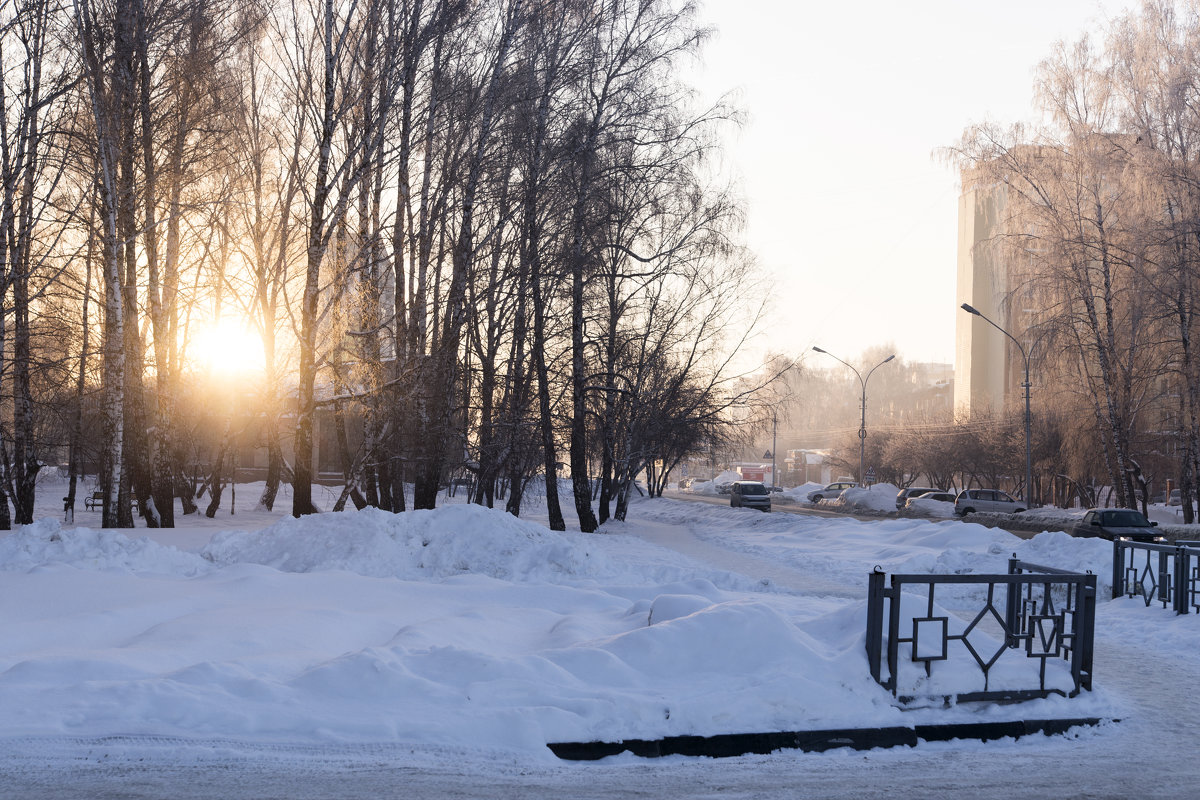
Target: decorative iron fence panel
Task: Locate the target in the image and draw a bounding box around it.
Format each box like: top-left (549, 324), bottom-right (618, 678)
top-left (866, 559), bottom-right (1096, 704)
top-left (1113, 539), bottom-right (1200, 614)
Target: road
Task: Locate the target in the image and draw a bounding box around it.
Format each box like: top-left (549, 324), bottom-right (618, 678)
top-left (664, 489), bottom-right (1053, 539)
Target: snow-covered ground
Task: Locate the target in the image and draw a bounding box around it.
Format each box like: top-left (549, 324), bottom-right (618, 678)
top-left (2, 477), bottom-right (1200, 798)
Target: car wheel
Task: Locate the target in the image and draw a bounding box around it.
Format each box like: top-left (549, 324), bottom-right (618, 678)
top-left (960, 507), bottom-right (974, 516)
top-left (1015, 508), bottom-right (1025, 513)
top-left (811, 494), bottom-right (822, 502)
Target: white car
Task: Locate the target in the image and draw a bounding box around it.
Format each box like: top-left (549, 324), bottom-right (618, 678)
top-left (904, 491), bottom-right (957, 509)
top-left (895, 487), bottom-right (940, 510)
top-left (954, 489), bottom-right (1025, 516)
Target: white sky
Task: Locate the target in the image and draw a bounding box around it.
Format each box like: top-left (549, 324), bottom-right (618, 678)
top-left (695, 0), bottom-right (1113, 367)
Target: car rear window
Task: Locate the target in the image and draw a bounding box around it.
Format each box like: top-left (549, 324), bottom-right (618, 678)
top-left (1101, 510), bottom-right (1150, 527)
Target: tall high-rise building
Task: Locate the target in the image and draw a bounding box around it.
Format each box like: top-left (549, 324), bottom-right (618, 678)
top-left (954, 177), bottom-right (1012, 417)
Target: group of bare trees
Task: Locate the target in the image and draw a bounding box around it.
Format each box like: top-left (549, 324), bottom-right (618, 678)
top-left (945, 0), bottom-right (1200, 518)
top-left (0, 0), bottom-right (761, 531)
top-left (823, 410), bottom-right (1090, 508)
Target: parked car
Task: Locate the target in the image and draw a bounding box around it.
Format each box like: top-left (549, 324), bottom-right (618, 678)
top-left (904, 491), bottom-right (957, 508)
top-left (896, 487), bottom-right (941, 510)
top-left (1071, 508), bottom-right (1163, 542)
top-left (807, 481), bottom-right (858, 503)
top-left (954, 489), bottom-right (1026, 516)
top-left (1166, 489), bottom-right (1198, 511)
top-left (730, 480), bottom-right (771, 512)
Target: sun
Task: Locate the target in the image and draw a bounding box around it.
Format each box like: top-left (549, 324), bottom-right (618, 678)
top-left (192, 318), bottom-right (265, 377)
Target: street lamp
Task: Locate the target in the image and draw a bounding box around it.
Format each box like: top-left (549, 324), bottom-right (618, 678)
top-left (960, 302), bottom-right (1033, 506)
top-left (767, 407), bottom-right (777, 488)
top-left (811, 347), bottom-right (895, 483)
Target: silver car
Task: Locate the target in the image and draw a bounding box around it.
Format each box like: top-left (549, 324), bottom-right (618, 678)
top-left (954, 489), bottom-right (1026, 516)
top-left (808, 481), bottom-right (858, 503)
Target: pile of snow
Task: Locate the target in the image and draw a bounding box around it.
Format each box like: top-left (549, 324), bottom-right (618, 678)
top-left (822, 482), bottom-right (900, 513)
top-left (0, 518), bottom-right (211, 576)
top-left (689, 469), bottom-right (742, 496)
top-left (782, 481), bottom-right (825, 502)
top-left (202, 505), bottom-right (612, 582)
top-left (904, 495), bottom-right (956, 518)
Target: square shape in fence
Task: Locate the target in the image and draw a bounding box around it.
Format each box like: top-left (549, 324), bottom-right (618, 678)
top-left (911, 616), bottom-right (948, 662)
top-left (1024, 614), bottom-right (1063, 658)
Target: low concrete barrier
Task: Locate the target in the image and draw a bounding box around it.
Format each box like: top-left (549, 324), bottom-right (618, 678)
top-left (548, 718), bottom-right (1107, 760)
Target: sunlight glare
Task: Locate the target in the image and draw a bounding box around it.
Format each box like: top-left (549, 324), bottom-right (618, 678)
top-left (193, 318), bottom-right (265, 377)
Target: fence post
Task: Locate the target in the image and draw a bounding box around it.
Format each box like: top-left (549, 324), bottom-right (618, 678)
top-left (866, 570), bottom-right (885, 683)
top-left (1005, 557), bottom-right (1020, 647)
top-left (1159, 550), bottom-right (1171, 607)
top-left (1175, 547), bottom-right (1190, 616)
top-left (886, 575), bottom-right (901, 695)
top-left (1112, 540), bottom-right (1124, 601)
top-left (1076, 574), bottom-right (1096, 693)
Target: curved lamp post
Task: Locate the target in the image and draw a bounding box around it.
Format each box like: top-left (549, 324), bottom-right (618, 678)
top-left (960, 302), bottom-right (1033, 505)
top-left (811, 347), bottom-right (895, 483)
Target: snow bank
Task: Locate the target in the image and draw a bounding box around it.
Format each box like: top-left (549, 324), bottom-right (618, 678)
top-left (904, 496), bottom-right (956, 518)
top-left (824, 483), bottom-right (900, 513)
top-left (783, 481), bottom-right (824, 502)
top-left (201, 505), bottom-right (613, 582)
top-left (0, 518), bottom-right (210, 576)
top-left (689, 469), bottom-right (742, 496)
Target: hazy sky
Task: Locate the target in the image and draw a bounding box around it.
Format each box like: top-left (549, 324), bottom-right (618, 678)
top-left (694, 0), bottom-right (1113, 368)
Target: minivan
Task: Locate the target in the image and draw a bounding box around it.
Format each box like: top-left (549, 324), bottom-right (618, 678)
top-left (954, 489), bottom-right (1025, 516)
top-left (730, 481), bottom-right (771, 511)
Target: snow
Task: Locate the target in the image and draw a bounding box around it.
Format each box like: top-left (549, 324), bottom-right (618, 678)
top-left (3, 477), bottom-right (1200, 797)
top-left (687, 469), bottom-right (741, 495)
top-left (782, 480), bottom-right (824, 502)
top-left (823, 482), bottom-right (900, 512)
top-left (905, 495), bottom-right (957, 517)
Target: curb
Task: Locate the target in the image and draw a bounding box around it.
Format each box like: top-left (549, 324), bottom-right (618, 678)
top-left (548, 717), bottom-right (1108, 760)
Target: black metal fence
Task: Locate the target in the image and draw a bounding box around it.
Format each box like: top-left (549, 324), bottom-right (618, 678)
top-left (866, 558), bottom-right (1096, 704)
top-left (1112, 539), bottom-right (1200, 614)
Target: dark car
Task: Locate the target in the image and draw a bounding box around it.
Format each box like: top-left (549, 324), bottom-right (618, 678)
top-left (896, 487), bottom-right (940, 510)
top-left (730, 480), bottom-right (771, 511)
top-left (1072, 508), bottom-right (1163, 542)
